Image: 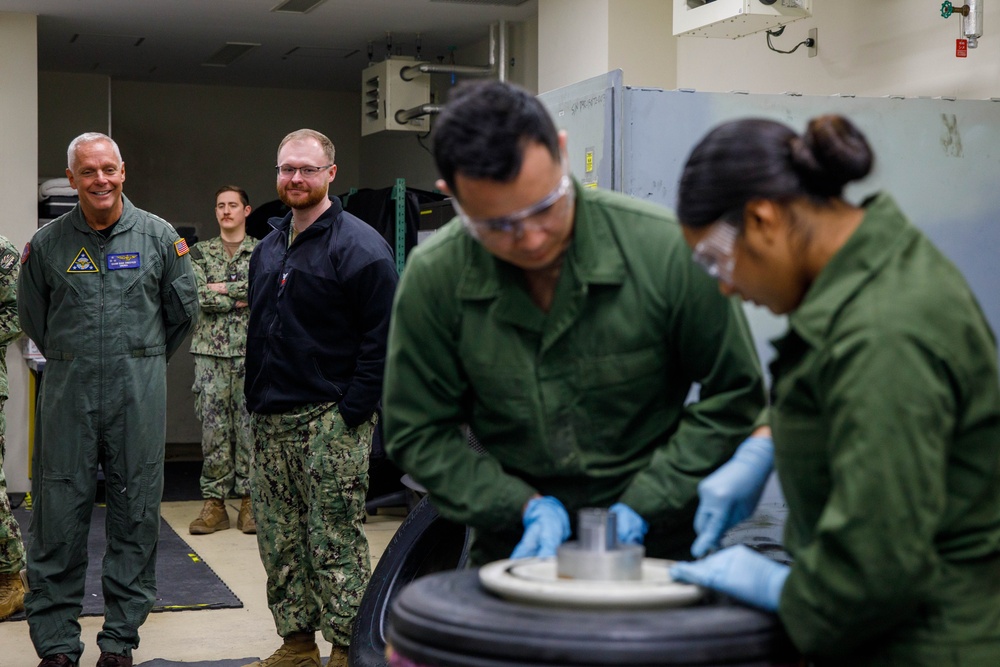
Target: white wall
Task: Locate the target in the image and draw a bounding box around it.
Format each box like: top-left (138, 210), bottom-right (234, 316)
top-left (677, 1), bottom-right (1000, 98)
top-left (539, 0), bottom-right (611, 93)
top-left (0, 13), bottom-right (37, 492)
top-left (609, 0), bottom-right (677, 90)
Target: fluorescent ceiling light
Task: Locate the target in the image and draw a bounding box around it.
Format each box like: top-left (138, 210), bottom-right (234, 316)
top-left (271, 0), bottom-right (329, 13)
top-left (282, 46), bottom-right (358, 60)
top-left (202, 42), bottom-right (260, 67)
top-left (70, 33), bottom-right (145, 47)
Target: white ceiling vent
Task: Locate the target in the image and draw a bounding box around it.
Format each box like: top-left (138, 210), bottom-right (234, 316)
top-left (202, 43), bottom-right (260, 67)
top-left (430, 0), bottom-right (530, 6)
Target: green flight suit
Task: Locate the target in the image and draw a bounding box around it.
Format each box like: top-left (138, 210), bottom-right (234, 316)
top-left (189, 235), bottom-right (257, 499)
top-left (0, 236), bottom-right (23, 575)
top-left (771, 193), bottom-right (1000, 665)
top-left (384, 182), bottom-right (766, 564)
top-left (17, 196), bottom-right (198, 661)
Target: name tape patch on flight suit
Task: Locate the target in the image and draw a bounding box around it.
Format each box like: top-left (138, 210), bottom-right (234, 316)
top-left (107, 253), bottom-right (140, 270)
top-left (174, 238), bottom-right (190, 257)
top-left (67, 247), bottom-right (99, 273)
top-left (0, 250), bottom-right (18, 274)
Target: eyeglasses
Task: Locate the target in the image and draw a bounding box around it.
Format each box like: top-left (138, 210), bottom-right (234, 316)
top-left (453, 171), bottom-right (574, 239)
top-left (275, 164), bottom-right (333, 178)
top-left (691, 219), bottom-right (740, 284)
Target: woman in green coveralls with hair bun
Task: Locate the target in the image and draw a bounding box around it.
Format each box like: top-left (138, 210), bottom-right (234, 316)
top-left (670, 114), bottom-right (1000, 666)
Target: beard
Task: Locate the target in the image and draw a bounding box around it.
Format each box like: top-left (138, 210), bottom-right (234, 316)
top-left (278, 182), bottom-right (329, 210)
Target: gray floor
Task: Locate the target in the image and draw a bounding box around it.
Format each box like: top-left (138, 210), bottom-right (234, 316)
top-left (0, 499), bottom-right (405, 666)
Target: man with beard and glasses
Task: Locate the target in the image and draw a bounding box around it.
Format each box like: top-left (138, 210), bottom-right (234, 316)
top-left (242, 129), bottom-right (398, 667)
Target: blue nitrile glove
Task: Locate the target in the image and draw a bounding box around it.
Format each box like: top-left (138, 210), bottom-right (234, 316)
top-left (670, 544), bottom-right (789, 612)
top-left (610, 502), bottom-right (648, 545)
top-left (691, 435), bottom-right (774, 558)
top-left (510, 496), bottom-right (571, 559)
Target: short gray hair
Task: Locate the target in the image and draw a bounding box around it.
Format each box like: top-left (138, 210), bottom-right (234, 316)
top-left (67, 132), bottom-right (123, 171)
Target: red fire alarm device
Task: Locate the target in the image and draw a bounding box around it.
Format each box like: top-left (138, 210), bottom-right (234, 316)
top-left (957, 38), bottom-right (969, 57)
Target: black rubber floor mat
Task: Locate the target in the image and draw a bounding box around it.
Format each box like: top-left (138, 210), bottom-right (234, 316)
top-left (9, 504), bottom-right (242, 620)
top-left (138, 660), bottom-right (335, 666)
top-left (138, 660), bottom-right (258, 667)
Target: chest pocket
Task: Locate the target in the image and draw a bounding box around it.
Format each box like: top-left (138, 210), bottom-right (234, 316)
top-left (577, 345), bottom-right (663, 444)
top-left (463, 357), bottom-right (531, 451)
top-left (119, 253), bottom-right (164, 352)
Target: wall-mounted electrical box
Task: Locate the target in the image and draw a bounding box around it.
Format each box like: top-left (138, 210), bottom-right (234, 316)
top-left (674, 0), bottom-right (812, 39)
top-left (361, 57), bottom-right (431, 136)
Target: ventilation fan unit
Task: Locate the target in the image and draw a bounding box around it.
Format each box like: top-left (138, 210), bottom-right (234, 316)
top-left (361, 57), bottom-right (431, 136)
top-left (674, 0), bottom-right (812, 39)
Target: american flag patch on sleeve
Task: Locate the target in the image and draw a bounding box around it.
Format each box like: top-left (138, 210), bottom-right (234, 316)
top-left (174, 238), bottom-right (190, 257)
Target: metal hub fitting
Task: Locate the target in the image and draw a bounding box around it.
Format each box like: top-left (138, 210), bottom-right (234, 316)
top-left (556, 508), bottom-right (644, 581)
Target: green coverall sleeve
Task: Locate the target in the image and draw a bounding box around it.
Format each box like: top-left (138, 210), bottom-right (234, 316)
top-left (0, 242), bottom-right (22, 347)
top-left (161, 238), bottom-right (199, 361)
top-left (618, 250), bottom-right (767, 521)
top-left (16, 241), bottom-right (50, 357)
top-left (777, 328), bottom-right (956, 655)
top-left (383, 251), bottom-right (537, 530)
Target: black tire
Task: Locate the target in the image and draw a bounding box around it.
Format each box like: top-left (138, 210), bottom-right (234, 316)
top-left (349, 496), bottom-right (471, 667)
top-left (388, 570), bottom-right (798, 667)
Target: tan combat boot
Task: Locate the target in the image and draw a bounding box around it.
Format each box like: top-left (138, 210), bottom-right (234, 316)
top-left (237, 495), bottom-right (257, 534)
top-left (189, 498), bottom-right (230, 535)
top-left (243, 631), bottom-right (320, 667)
top-left (326, 646), bottom-right (349, 667)
top-left (0, 569), bottom-right (26, 620)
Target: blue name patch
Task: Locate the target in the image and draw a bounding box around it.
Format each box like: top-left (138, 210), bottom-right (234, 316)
top-left (107, 252), bottom-right (141, 270)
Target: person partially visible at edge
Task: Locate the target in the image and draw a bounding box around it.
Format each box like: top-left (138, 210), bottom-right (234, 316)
top-left (0, 234), bottom-right (25, 622)
top-left (669, 115), bottom-right (1000, 666)
top-left (187, 186), bottom-right (259, 537)
top-left (242, 129), bottom-right (398, 667)
top-left (17, 132), bottom-right (199, 667)
top-left (382, 79), bottom-right (767, 569)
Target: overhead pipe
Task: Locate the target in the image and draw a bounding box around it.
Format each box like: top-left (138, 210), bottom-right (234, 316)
top-left (395, 22), bottom-right (509, 126)
top-left (400, 22), bottom-right (499, 81)
top-left (395, 103), bottom-right (445, 125)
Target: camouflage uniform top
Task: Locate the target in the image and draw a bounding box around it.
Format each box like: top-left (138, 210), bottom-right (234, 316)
top-left (0, 236), bottom-right (21, 399)
top-left (189, 235), bottom-right (257, 357)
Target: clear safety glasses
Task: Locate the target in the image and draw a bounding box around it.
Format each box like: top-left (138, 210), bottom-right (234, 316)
top-left (691, 219), bottom-right (740, 284)
top-left (453, 169), bottom-right (574, 239)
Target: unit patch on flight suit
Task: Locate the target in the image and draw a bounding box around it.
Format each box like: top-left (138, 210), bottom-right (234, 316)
top-left (0, 249), bottom-right (18, 274)
top-left (20, 242), bottom-right (30, 265)
top-left (67, 247), bottom-right (99, 273)
top-left (107, 252), bottom-right (140, 270)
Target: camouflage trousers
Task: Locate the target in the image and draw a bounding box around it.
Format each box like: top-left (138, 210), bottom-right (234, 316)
top-left (250, 402), bottom-right (373, 647)
top-left (192, 355), bottom-right (252, 499)
top-left (0, 400), bottom-right (25, 573)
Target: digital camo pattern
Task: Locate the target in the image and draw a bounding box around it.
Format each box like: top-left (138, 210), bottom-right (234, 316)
top-left (250, 402), bottom-right (373, 646)
top-left (0, 235), bottom-right (22, 399)
top-left (0, 404), bottom-right (25, 573)
top-left (0, 235), bottom-right (23, 574)
top-left (189, 235), bottom-right (256, 358)
top-left (193, 355), bottom-right (252, 498)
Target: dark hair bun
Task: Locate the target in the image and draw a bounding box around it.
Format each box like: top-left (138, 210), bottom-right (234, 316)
top-left (791, 115), bottom-right (874, 196)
